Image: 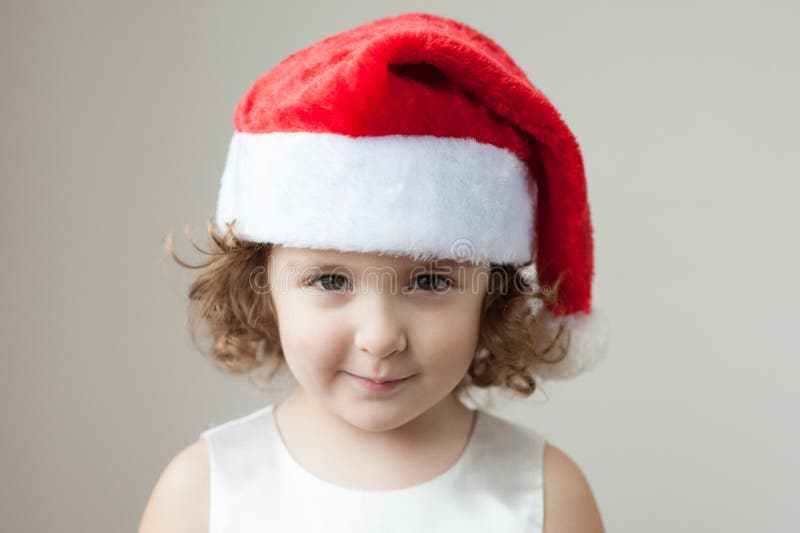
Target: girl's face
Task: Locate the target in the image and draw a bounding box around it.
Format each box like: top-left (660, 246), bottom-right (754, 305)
top-left (267, 245), bottom-right (490, 431)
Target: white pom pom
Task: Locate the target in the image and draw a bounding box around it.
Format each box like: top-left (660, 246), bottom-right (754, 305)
top-left (531, 307), bottom-right (611, 380)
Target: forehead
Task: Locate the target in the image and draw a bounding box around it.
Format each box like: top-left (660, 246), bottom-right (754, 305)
top-left (272, 245), bottom-right (478, 270)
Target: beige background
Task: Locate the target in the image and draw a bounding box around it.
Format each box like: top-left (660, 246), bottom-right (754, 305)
top-left (2, 1), bottom-right (798, 531)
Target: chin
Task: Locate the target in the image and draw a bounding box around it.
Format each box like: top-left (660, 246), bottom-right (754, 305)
top-left (340, 402), bottom-right (416, 433)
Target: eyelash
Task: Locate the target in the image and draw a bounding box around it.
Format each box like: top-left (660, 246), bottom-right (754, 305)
top-left (306, 273), bottom-right (453, 293)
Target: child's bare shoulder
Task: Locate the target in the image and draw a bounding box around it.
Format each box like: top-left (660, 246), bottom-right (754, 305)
top-left (138, 438), bottom-right (209, 533)
top-left (543, 442), bottom-right (605, 533)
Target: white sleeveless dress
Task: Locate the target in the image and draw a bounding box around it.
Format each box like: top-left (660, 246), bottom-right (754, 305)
top-left (200, 403), bottom-right (546, 533)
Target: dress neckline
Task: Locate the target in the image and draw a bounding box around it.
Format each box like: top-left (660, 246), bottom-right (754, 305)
top-left (267, 403), bottom-right (481, 495)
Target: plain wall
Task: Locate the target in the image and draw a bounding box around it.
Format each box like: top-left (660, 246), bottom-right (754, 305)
top-left (2, 1), bottom-right (798, 531)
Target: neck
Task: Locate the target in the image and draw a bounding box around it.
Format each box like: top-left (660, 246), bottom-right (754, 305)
top-left (277, 386), bottom-right (474, 453)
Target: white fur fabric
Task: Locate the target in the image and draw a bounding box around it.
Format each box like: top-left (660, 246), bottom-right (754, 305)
top-left (530, 307), bottom-right (610, 380)
top-left (215, 131), bottom-right (535, 265)
top-left (458, 307), bottom-right (610, 411)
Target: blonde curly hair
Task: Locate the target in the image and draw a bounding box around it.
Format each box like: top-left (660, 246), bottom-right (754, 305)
top-left (165, 218), bottom-right (569, 401)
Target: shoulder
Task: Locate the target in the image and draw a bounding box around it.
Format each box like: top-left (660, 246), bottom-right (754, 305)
top-left (138, 438), bottom-right (210, 533)
top-left (542, 442), bottom-right (605, 533)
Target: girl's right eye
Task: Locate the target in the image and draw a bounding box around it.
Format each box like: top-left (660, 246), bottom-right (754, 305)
top-left (309, 274), bottom-right (351, 292)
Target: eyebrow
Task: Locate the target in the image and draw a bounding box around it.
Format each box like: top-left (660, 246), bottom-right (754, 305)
top-left (286, 260), bottom-right (460, 272)
top-left (287, 262), bottom-right (348, 271)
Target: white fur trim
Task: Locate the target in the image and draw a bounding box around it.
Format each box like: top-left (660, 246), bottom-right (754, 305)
top-left (531, 307), bottom-right (611, 380)
top-left (215, 131), bottom-right (535, 264)
top-left (457, 307), bottom-right (609, 410)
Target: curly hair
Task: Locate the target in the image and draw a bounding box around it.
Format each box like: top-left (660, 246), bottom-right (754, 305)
top-left (164, 218), bottom-right (570, 400)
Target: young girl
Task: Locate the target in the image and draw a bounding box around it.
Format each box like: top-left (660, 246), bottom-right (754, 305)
top-left (140, 12), bottom-right (609, 533)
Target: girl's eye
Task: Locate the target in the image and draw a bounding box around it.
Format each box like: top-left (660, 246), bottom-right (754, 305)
top-left (310, 274), bottom-right (351, 292)
top-left (306, 273), bottom-right (452, 293)
top-left (412, 273), bottom-right (452, 292)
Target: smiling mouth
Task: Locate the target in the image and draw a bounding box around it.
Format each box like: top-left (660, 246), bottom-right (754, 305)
top-left (344, 371), bottom-right (411, 384)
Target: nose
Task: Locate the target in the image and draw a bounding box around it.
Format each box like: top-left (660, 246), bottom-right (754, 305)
top-left (353, 294), bottom-right (407, 358)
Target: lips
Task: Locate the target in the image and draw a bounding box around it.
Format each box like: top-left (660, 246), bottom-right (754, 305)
top-left (345, 371), bottom-right (413, 393)
top-left (346, 372), bottom-right (407, 384)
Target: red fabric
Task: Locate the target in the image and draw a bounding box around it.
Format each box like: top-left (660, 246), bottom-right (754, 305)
top-left (233, 12), bottom-right (594, 316)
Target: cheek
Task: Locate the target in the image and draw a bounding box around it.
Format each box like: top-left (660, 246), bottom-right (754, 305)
top-left (272, 294), bottom-right (349, 374)
top-left (414, 298), bottom-right (483, 374)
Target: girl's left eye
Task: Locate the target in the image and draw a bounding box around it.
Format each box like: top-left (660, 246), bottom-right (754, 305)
top-left (412, 273), bottom-right (452, 292)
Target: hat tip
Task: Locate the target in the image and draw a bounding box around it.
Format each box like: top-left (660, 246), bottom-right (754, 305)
top-left (532, 307), bottom-right (611, 381)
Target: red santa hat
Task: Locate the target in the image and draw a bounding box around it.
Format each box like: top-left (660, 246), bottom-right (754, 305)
top-left (215, 12), bottom-right (609, 380)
